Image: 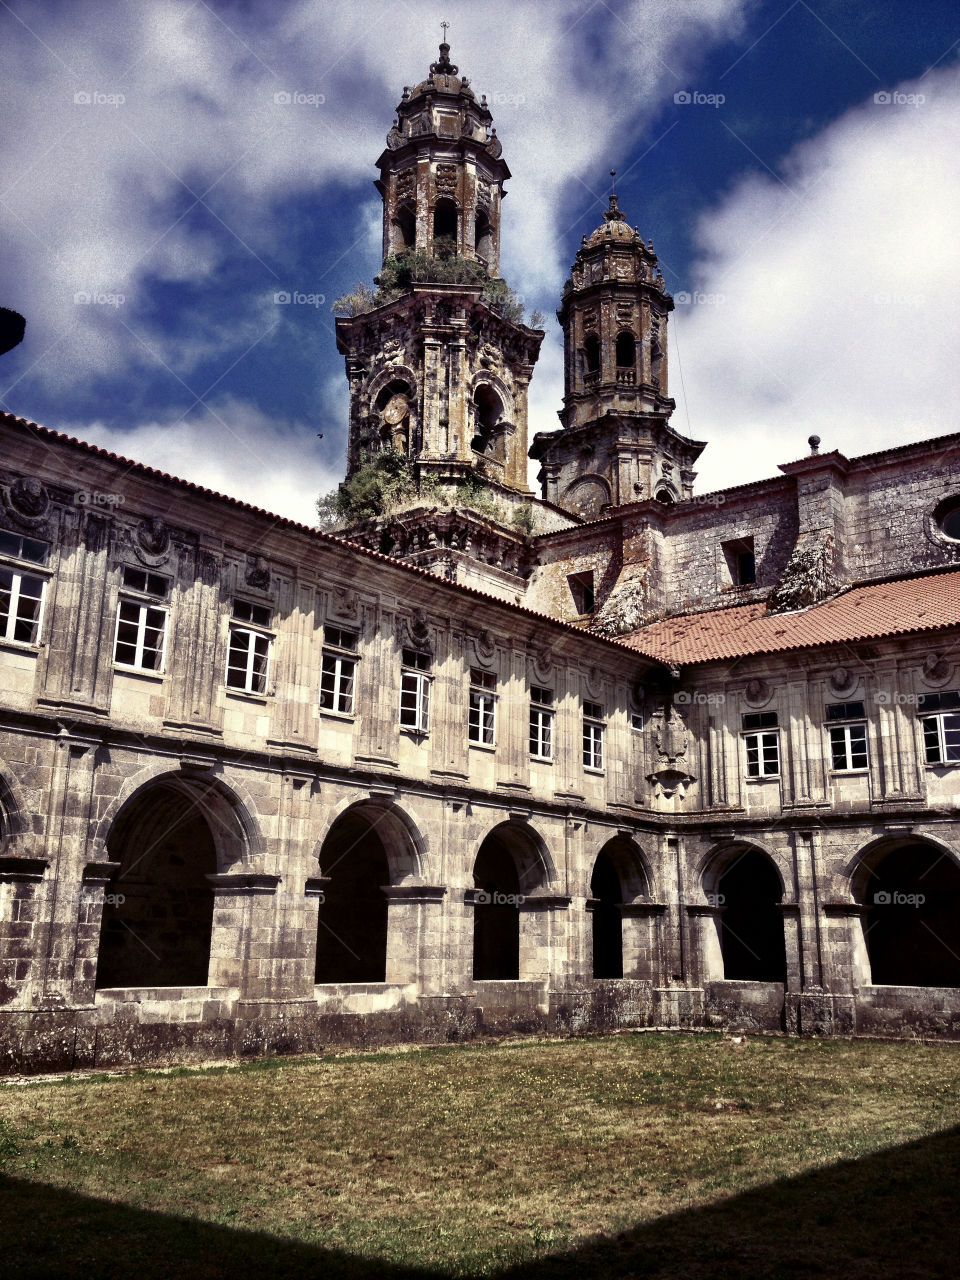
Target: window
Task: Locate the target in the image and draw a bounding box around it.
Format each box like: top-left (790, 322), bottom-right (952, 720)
top-left (468, 668), bottom-right (497, 746)
top-left (920, 691), bottom-right (960, 764)
top-left (830, 723), bottom-right (868, 771)
top-left (723, 537), bottom-right (756, 587)
top-left (583, 701), bottom-right (605, 771)
top-left (742, 712), bottom-right (779, 777)
top-left (529, 685), bottom-right (554, 760)
top-left (826, 700), bottom-right (865, 722)
top-left (934, 496), bottom-right (960, 541)
top-left (226, 599), bottom-right (272, 694)
top-left (0, 529), bottom-right (49, 646)
top-left (567, 571), bottom-right (595, 615)
top-left (631, 711), bottom-right (644, 733)
top-left (320, 627), bottom-right (358, 715)
top-left (114, 567), bottom-right (169, 671)
top-left (400, 647), bottom-right (431, 732)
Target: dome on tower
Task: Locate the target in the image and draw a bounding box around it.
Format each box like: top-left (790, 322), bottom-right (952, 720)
top-left (584, 192), bottom-right (642, 248)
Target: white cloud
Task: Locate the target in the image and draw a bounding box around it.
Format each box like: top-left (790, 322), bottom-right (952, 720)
top-left (66, 397), bottom-right (342, 526)
top-left (672, 64), bottom-right (960, 493)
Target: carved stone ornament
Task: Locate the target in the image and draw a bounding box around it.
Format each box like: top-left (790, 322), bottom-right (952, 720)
top-left (397, 608), bottom-right (432, 654)
top-left (245, 555), bottom-right (271, 591)
top-left (531, 646), bottom-right (552, 684)
top-left (828, 666), bottom-right (858, 696)
top-left (921, 652), bottom-right (951, 685)
top-left (8, 475), bottom-right (49, 520)
top-left (330, 584), bottom-right (360, 620)
top-left (646, 704), bottom-right (696, 800)
top-left (582, 665), bottom-right (604, 700)
top-left (744, 677), bottom-right (772, 706)
top-left (135, 516), bottom-right (171, 564)
top-left (472, 628), bottom-right (497, 668)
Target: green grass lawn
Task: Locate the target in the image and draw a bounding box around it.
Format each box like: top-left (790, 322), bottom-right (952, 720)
top-left (1, 1032), bottom-right (959, 1278)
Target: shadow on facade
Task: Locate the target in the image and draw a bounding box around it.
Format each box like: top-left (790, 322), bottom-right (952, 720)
top-left (3, 1125), bottom-right (959, 1277)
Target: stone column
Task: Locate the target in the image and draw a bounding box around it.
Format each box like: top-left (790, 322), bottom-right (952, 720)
top-left (622, 903), bottom-right (666, 983)
top-left (70, 860), bottom-right (120, 1006)
top-left (206, 872), bottom-right (281, 995)
top-left (383, 885), bottom-right (448, 989)
top-left (163, 544), bottom-right (224, 736)
top-left (0, 856), bottom-right (49, 1009)
top-left (518, 895), bottom-right (571, 983)
top-left (496, 645), bottom-right (531, 793)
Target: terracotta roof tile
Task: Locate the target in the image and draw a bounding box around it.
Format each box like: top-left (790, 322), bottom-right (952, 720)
top-left (622, 569), bottom-right (960, 663)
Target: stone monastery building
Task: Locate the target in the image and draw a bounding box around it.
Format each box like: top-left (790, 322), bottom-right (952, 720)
top-left (1, 42), bottom-right (960, 1073)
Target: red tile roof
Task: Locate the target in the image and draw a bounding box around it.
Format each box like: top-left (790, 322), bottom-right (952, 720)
top-left (622, 569), bottom-right (960, 663)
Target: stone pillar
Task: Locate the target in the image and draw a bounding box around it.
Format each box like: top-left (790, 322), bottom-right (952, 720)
top-left (622, 903), bottom-right (666, 983)
top-left (791, 828), bottom-right (824, 989)
top-left (383, 885), bottom-right (447, 989)
top-left (0, 856), bottom-right (49, 1009)
top-left (206, 872), bottom-right (281, 995)
top-left (686, 905), bottom-right (723, 986)
top-left (70, 860), bottom-right (120, 1005)
top-left (163, 543), bottom-right (225, 736)
top-left (496, 645), bottom-right (531, 793)
top-left (518, 895), bottom-right (571, 983)
top-left (354, 601), bottom-right (400, 768)
top-left (431, 631), bottom-right (469, 781)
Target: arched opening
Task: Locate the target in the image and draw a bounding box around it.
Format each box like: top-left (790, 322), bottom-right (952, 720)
top-left (584, 333), bottom-right (601, 375)
top-left (654, 487), bottom-right (676, 506)
top-left (315, 808), bottom-right (391, 983)
top-left (472, 384), bottom-right (503, 456)
top-left (96, 779), bottom-right (219, 989)
top-left (395, 204), bottom-right (415, 251)
top-left (615, 331), bottom-right (635, 367)
top-left (375, 378), bottom-right (414, 453)
top-left (861, 844), bottom-right (960, 987)
top-left (650, 336), bottom-right (663, 386)
top-left (590, 852), bottom-right (623, 978)
top-left (472, 837), bottom-right (521, 979)
top-left (716, 849), bottom-right (787, 983)
top-left (432, 199), bottom-right (458, 256)
top-left (475, 209), bottom-right (493, 262)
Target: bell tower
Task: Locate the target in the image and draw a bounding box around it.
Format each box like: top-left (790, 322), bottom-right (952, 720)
top-left (530, 188), bottom-right (705, 519)
top-left (333, 41), bottom-right (545, 594)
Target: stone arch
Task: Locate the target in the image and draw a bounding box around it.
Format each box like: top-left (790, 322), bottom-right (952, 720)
top-left (432, 197), bottom-right (458, 252)
top-left (850, 836), bottom-right (960, 987)
top-left (314, 797), bottom-right (427, 984)
top-left (654, 482), bottom-right (679, 505)
top-left (616, 330), bottom-right (636, 367)
top-left (702, 842), bottom-right (788, 983)
top-left (95, 771), bottom-right (256, 989)
top-left (471, 820), bottom-right (555, 981)
top-left (0, 759), bottom-right (31, 856)
top-left (312, 794), bottom-right (426, 886)
top-left (90, 764), bottom-right (263, 871)
top-left (589, 836), bottom-right (651, 980)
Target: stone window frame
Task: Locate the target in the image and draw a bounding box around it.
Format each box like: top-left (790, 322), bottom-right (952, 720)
top-left (399, 647), bottom-right (432, 734)
top-left (582, 700), bottom-right (605, 773)
top-left (0, 527), bottom-right (50, 649)
top-left (225, 597), bottom-right (274, 697)
top-left (319, 625), bottom-right (359, 717)
top-left (919, 690), bottom-right (960, 765)
top-left (467, 667), bottom-right (497, 748)
top-left (828, 722), bottom-right (869, 773)
top-left (742, 711), bottom-right (780, 779)
top-left (113, 565), bottom-right (171, 675)
top-left (567, 570), bottom-right (595, 616)
top-left (529, 685), bottom-right (555, 761)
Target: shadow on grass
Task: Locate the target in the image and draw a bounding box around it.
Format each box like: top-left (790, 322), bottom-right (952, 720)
top-left (1, 1125), bottom-right (959, 1279)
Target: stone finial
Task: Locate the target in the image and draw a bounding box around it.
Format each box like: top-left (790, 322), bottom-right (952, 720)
top-left (430, 41), bottom-right (458, 76)
top-left (808, 434), bottom-right (821, 455)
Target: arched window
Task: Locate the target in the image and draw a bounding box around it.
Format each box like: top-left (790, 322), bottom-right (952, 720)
top-left (616, 331), bottom-right (635, 367)
top-left (584, 332), bottom-right (601, 374)
top-left (315, 809), bottom-right (390, 983)
top-left (96, 781), bottom-right (218, 989)
top-left (432, 199), bottom-right (458, 255)
top-left (862, 844), bottom-right (960, 986)
top-left (473, 838), bottom-right (521, 980)
top-left (654, 488), bottom-right (675, 506)
top-left (716, 850), bottom-right (787, 982)
top-left (590, 852), bottom-right (623, 978)
top-left (472, 384), bottom-right (504, 456)
top-left (395, 204), bottom-right (415, 251)
top-left (475, 210), bottom-right (493, 262)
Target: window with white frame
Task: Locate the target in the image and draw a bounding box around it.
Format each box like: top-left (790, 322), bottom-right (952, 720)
top-left (320, 626), bottom-right (358, 714)
top-left (529, 685), bottom-right (554, 760)
top-left (919, 690), bottom-right (960, 764)
top-left (742, 711), bottom-right (780, 778)
top-left (467, 668), bottom-right (497, 746)
top-left (583, 700), bottom-right (605, 771)
top-left (226, 598), bottom-right (272, 694)
top-left (826, 701), bottom-right (869, 771)
top-left (400, 647), bottom-right (431, 732)
top-left (630, 711), bottom-right (644, 733)
top-left (113, 565), bottom-right (169, 672)
top-left (0, 529), bottom-right (49, 646)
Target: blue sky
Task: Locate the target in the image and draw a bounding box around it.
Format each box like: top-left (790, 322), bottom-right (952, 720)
top-left (2, 0), bottom-right (959, 522)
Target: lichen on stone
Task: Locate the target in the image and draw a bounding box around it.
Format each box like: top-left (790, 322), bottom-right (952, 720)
top-left (766, 533), bottom-right (842, 613)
